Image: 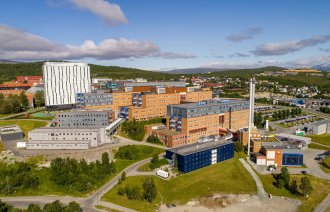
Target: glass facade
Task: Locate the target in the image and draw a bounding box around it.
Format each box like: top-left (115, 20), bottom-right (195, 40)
top-left (282, 153), bottom-right (303, 166)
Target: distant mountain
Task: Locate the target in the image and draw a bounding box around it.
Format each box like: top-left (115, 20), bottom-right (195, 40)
top-left (166, 68), bottom-right (226, 74)
top-left (0, 59), bottom-right (18, 64)
top-left (313, 64), bottom-right (330, 72)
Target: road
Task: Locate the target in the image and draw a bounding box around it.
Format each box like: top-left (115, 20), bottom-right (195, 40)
top-left (239, 158), bottom-right (267, 200)
top-left (1, 157), bottom-right (153, 211)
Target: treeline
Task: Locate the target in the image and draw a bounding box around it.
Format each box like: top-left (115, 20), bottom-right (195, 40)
top-left (320, 106), bottom-right (330, 114)
top-left (117, 176), bottom-right (157, 203)
top-left (271, 108), bottom-right (302, 121)
top-left (0, 162), bottom-right (39, 195)
top-left (0, 93), bottom-right (29, 114)
top-left (0, 199), bottom-right (80, 212)
top-left (50, 152), bottom-right (115, 192)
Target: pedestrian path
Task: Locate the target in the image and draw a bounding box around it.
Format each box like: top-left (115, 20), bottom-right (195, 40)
top-left (239, 158), bottom-right (268, 200)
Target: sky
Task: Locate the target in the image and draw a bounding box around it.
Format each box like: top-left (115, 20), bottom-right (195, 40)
top-left (1, 0), bottom-right (330, 70)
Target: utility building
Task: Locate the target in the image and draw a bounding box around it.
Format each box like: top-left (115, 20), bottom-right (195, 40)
top-left (166, 136), bottom-right (234, 173)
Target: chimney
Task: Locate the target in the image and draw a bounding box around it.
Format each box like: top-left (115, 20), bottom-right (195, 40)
top-left (247, 78), bottom-right (255, 156)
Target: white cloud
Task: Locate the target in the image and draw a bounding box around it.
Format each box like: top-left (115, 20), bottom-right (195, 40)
top-left (226, 27), bottom-right (262, 42)
top-left (251, 35), bottom-right (330, 56)
top-left (0, 24), bottom-right (195, 61)
top-left (48, 0), bottom-right (127, 25)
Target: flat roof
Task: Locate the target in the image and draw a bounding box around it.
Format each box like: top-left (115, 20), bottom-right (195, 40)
top-left (156, 128), bottom-right (185, 136)
top-left (30, 127), bottom-right (101, 133)
top-left (0, 125), bottom-right (22, 134)
top-left (168, 138), bottom-right (233, 156)
top-left (275, 133), bottom-right (311, 142)
top-left (169, 98), bottom-right (248, 109)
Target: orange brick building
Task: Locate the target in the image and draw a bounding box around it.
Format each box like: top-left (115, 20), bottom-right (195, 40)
top-left (155, 99), bottom-right (249, 147)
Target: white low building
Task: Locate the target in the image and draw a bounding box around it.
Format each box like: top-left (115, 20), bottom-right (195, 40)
top-left (27, 127), bottom-right (105, 150)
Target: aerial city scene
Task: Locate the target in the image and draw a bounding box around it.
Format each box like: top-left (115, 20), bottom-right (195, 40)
top-left (1, 0), bottom-right (330, 211)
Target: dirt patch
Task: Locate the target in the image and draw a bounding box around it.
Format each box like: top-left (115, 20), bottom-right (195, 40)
top-left (160, 194), bottom-right (300, 212)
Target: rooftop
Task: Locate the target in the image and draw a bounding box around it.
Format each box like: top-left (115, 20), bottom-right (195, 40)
top-left (0, 125), bottom-right (22, 134)
top-left (168, 136), bottom-right (233, 156)
top-left (169, 98), bottom-right (248, 109)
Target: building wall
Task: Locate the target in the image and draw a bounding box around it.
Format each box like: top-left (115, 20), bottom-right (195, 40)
top-left (56, 111), bottom-right (111, 128)
top-left (184, 90), bottom-right (212, 102)
top-left (26, 142), bottom-right (90, 150)
top-left (43, 62), bottom-right (91, 106)
top-left (165, 142), bottom-right (234, 173)
top-left (282, 153), bottom-right (303, 166)
top-left (127, 93), bottom-right (181, 121)
top-left (28, 128), bottom-right (104, 147)
top-left (77, 91), bottom-right (113, 107)
top-left (111, 91), bottom-right (137, 111)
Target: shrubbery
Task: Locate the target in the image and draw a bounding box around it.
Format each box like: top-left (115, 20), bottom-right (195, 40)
top-left (146, 135), bottom-right (163, 145)
top-left (50, 152), bottom-right (115, 192)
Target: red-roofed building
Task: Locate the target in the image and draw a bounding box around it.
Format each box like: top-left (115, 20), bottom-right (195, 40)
top-left (15, 76), bottom-right (43, 83)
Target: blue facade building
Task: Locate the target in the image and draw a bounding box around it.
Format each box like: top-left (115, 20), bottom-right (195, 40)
top-left (282, 153), bottom-right (303, 166)
top-left (166, 137), bottom-right (234, 173)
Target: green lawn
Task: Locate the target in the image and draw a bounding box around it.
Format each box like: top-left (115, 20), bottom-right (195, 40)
top-left (259, 174), bottom-right (330, 212)
top-left (0, 119), bottom-right (47, 138)
top-left (0, 142), bottom-right (4, 152)
top-left (102, 154), bottom-right (257, 212)
top-left (138, 158), bottom-right (169, 172)
top-left (0, 114), bottom-right (9, 119)
top-left (309, 143), bottom-right (330, 151)
top-left (307, 134), bottom-right (330, 146)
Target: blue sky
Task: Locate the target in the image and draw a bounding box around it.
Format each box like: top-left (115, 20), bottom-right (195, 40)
top-left (1, 0), bottom-right (330, 70)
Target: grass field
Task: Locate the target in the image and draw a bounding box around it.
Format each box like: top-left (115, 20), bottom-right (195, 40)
top-left (259, 174), bottom-right (330, 212)
top-left (307, 134), bottom-right (330, 146)
top-left (138, 158), bottom-right (169, 172)
top-left (309, 143), bottom-right (330, 151)
top-left (0, 119), bottom-right (47, 138)
top-left (102, 154), bottom-right (257, 212)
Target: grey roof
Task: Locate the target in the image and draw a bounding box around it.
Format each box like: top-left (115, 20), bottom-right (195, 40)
top-left (169, 98), bottom-right (248, 109)
top-left (168, 138), bottom-right (233, 156)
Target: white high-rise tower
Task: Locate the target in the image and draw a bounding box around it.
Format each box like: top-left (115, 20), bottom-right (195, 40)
top-left (247, 78), bottom-right (256, 156)
top-left (43, 62), bottom-right (91, 107)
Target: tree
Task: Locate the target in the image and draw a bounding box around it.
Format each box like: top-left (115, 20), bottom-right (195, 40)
top-left (27, 203), bottom-right (41, 212)
top-left (121, 171), bottom-right (126, 181)
top-left (43, 200), bottom-right (63, 212)
top-left (290, 180), bottom-right (298, 194)
top-left (64, 201), bottom-right (80, 212)
top-left (234, 141), bottom-right (243, 152)
top-left (142, 177), bottom-right (157, 203)
top-left (276, 178), bottom-right (285, 189)
top-left (151, 154), bottom-right (159, 164)
top-left (34, 90), bottom-right (45, 107)
top-left (300, 176), bottom-right (312, 197)
top-left (280, 167), bottom-right (290, 188)
top-left (19, 92), bottom-right (29, 110)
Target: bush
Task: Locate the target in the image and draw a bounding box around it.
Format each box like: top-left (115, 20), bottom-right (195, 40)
top-left (117, 187), bottom-right (125, 196)
top-left (146, 135), bottom-right (163, 145)
top-left (234, 141), bottom-right (243, 152)
top-left (125, 185), bottom-right (142, 200)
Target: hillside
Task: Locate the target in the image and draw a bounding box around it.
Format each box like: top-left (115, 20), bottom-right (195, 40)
top-left (167, 67), bottom-right (223, 74)
top-left (0, 62), bottom-right (175, 83)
